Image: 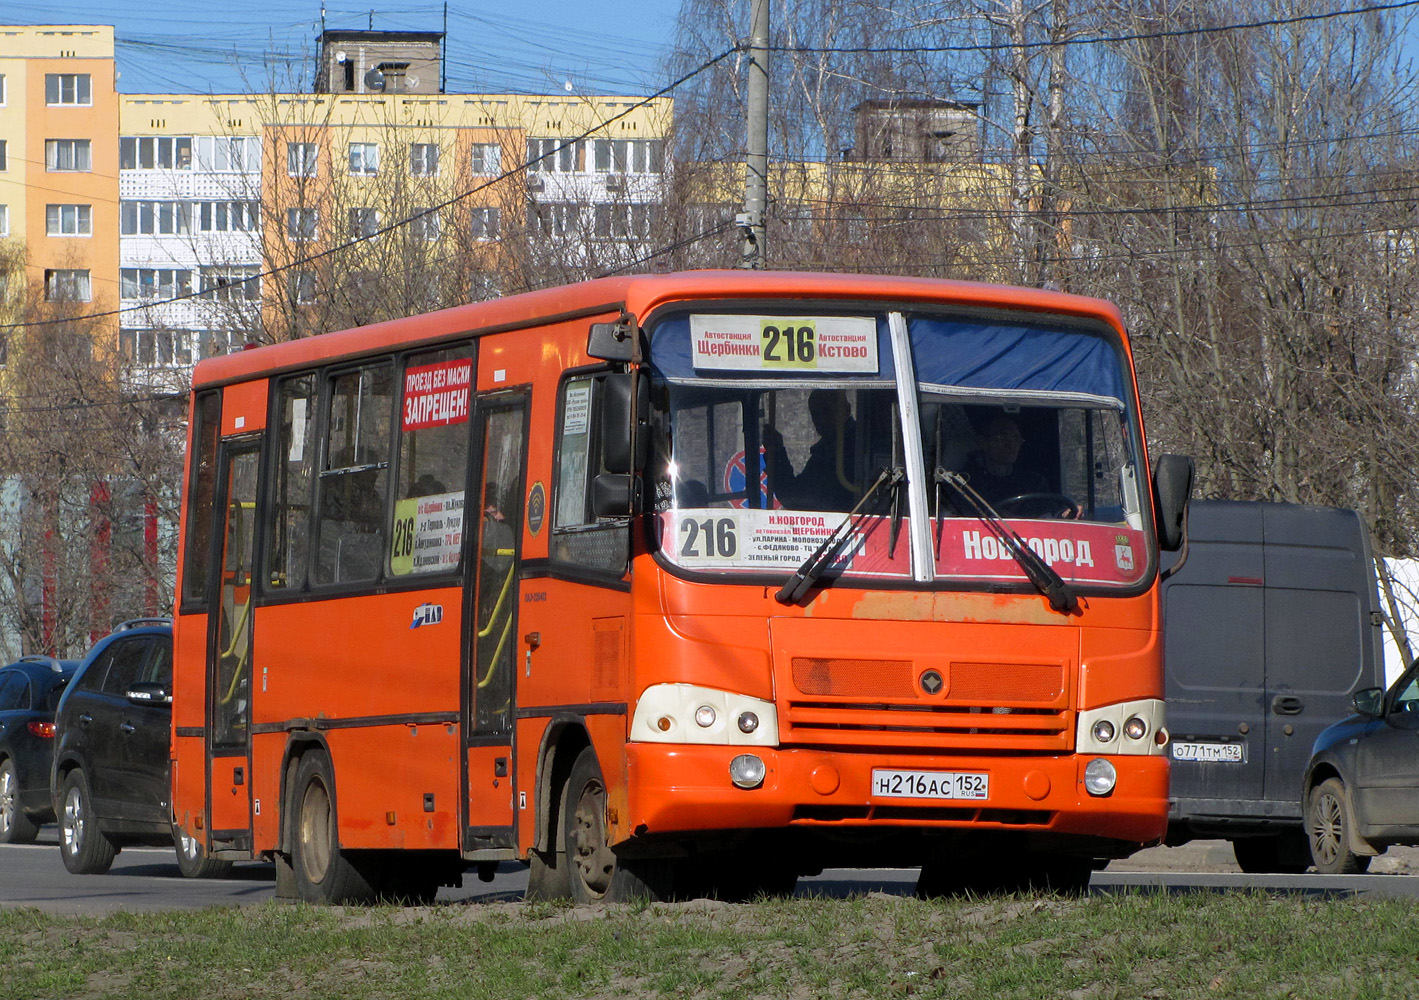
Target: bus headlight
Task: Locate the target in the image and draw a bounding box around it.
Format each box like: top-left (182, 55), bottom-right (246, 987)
top-left (1076, 699), bottom-right (1166, 755)
top-left (631, 684), bottom-right (779, 746)
top-left (1084, 758), bottom-right (1117, 796)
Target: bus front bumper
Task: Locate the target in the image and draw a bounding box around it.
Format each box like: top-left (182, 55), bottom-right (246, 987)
top-left (623, 743), bottom-right (1168, 847)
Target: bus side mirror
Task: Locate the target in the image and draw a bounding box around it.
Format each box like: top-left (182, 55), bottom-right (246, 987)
top-left (1152, 453), bottom-right (1194, 552)
top-left (588, 319), bottom-right (636, 362)
top-left (591, 473), bottom-right (636, 518)
top-left (601, 372), bottom-right (649, 474)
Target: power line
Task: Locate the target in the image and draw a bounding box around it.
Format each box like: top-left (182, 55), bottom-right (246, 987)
top-left (761, 1), bottom-right (1419, 56)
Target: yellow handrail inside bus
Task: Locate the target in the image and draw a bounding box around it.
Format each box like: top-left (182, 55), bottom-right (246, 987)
top-left (218, 598), bottom-right (251, 706)
top-left (475, 550), bottom-right (516, 639)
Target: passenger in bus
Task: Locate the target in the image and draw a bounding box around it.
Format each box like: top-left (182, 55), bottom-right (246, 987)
top-left (763, 389), bottom-right (857, 511)
top-left (963, 414), bottom-right (1046, 503)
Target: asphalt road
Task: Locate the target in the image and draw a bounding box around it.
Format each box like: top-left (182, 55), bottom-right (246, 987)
top-left (5, 831), bottom-right (1419, 914)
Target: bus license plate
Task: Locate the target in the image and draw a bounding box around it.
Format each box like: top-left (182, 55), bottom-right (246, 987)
top-left (871, 769), bottom-right (989, 801)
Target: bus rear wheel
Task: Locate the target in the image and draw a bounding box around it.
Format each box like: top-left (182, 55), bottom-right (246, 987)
top-left (562, 746), bottom-right (678, 903)
top-left (290, 752), bottom-right (377, 904)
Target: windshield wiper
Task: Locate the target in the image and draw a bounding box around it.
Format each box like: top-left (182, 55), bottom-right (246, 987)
top-left (935, 468), bottom-right (1080, 616)
top-left (775, 467), bottom-right (903, 606)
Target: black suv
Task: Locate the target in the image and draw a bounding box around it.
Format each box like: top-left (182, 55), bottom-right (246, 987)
top-left (0, 656), bottom-right (77, 843)
top-left (50, 619), bottom-right (230, 878)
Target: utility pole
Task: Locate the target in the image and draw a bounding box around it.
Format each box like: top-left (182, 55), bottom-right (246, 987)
top-left (738, 0), bottom-right (769, 268)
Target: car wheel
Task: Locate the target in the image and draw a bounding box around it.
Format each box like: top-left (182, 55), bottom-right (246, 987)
top-left (1308, 776), bottom-right (1372, 875)
top-left (0, 759), bottom-right (39, 844)
top-left (289, 751), bottom-right (377, 904)
top-left (562, 746), bottom-right (679, 902)
top-left (174, 825), bottom-right (234, 879)
top-left (59, 769), bottom-right (117, 875)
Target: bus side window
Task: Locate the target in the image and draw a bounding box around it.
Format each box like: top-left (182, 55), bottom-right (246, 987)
top-left (314, 362), bottom-right (395, 586)
top-left (388, 345), bottom-right (472, 578)
top-left (551, 373), bottom-right (629, 575)
top-left (180, 390), bottom-right (221, 606)
top-left (266, 374), bottom-right (317, 591)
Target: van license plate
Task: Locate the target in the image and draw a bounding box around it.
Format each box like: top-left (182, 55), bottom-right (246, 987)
top-left (871, 769), bottom-right (989, 800)
top-left (1171, 741), bottom-right (1245, 763)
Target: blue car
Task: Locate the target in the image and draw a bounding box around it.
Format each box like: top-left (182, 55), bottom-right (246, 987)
top-left (0, 656), bottom-right (78, 843)
top-left (1304, 662), bottom-right (1419, 874)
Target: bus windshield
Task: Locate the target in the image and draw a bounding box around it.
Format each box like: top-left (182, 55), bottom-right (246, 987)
top-left (647, 309), bottom-right (1150, 591)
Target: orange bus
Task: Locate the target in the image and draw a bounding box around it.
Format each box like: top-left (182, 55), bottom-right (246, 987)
top-left (170, 270), bottom-right (1193, 902)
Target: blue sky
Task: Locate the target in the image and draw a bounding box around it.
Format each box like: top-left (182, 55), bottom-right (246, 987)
top-left (2, 0), bottom-right (684, 95)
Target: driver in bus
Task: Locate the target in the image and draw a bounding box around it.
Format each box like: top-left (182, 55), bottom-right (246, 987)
top-left (963, 413), bottom-right (1046, 503)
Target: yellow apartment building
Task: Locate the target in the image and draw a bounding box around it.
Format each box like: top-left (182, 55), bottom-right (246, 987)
top-left (0, 25), bottom-right (121, 354)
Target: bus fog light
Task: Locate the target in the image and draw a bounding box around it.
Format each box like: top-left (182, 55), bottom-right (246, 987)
top-left (1124, 716), bottom-right (1147, 740)
top-left (1091, 720), bottom-right (1115, 743)
top-left (737, 711), bottom-right (759, 734)
top-left (729, 754), bottom-right (766, 789)
top-left (695, 705), bottom-right (717, 728)
top-left (1084, 758), bottom-right (1116, 796)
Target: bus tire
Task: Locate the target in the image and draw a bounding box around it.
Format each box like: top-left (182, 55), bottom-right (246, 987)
top-left (562, 746), bottom-right (677, 903)
top-left (173, 824), bottom-right (234, 879)
top-left (290, 752), bottom-right (377, 904)
top-left (58, 769), bottom-right (117, 875)
top-left (526, 845), bottom-right (572, 901)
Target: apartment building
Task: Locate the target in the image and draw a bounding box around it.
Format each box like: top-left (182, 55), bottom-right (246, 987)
top-left (0, 26), bottom-right (121, 350)
top-left (1, 26), bottom-right (672, 390)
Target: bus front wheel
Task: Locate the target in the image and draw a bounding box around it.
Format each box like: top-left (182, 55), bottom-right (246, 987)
top-left (290, 752), bottom-right (377, 904)
top-left (562, 746), bottom-right (678, 903)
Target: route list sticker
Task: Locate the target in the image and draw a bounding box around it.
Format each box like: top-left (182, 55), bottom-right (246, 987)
top-left (689, 315), bottom-right (878, 373)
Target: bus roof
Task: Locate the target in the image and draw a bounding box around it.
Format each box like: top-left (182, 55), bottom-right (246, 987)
top-left (190, 269), bottom-right (1127, 390)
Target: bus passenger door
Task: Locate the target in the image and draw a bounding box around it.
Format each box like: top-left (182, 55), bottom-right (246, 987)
top-left (206, 440), bottom-right (260, 848)
top-left (463, 395), bottom-right (527, 848)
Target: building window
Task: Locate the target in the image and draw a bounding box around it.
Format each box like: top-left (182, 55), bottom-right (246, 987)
top-left (120, 136), bottom-right (192, 170)
top-left (594, 202), bottom-right (657, 239)
top-left (348, 142), bottom-right (379, 176)
top-left (121, 200), bottom-right (191, 235)
top-left (471, 206), bottom-right (500, 240)
top-left (120, 328), bottom-right (192, 367)
top-left (349, 207), bottom-right (379, 238)
top-left (471, 143), bottom-right (501, 175)
top-left (46, 139), bottom-right (92, 171)
top-left (0, 140), bottom-right (6, 171)
top-left (0, 205), bottom-right (8, 237)
top-left (198, 201), bottom-right (261, 232)
top-left (0, 74), bottom-right (6, 106)
top-left (45, 269), bottom-right (91, 302)
top-left (593, 139), bottom-right (663, 174)
top-left (287, 207), bottom-right (319, 241)
top-left (45, 74), bottom-right (91, 106)
top-left (120, 268), bottom-right (193, 300)
top-left (290, 270), bottom-right (317, 305)
top-left (287, 142), bottom-right (318, 177)
top-left (195, 136), bottom-right (259, 172)
top-left (410, 143), bottom-right (439, 176)
top-left (410, 208), bottom-right (440, 241)
top-left (199, 266), bottom-right (261, 302)
top-left (530, 202), bottom-right (577, 237)
top-left (527, 138), bottom-right (577, 173)
top-left (46, 204), bottom-right (93, 236)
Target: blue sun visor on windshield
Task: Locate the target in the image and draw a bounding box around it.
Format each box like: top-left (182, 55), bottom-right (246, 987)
top-left (908, 316), bottom-right (1127, 405)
